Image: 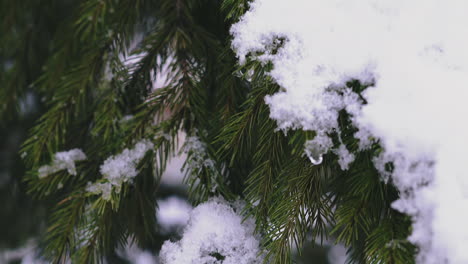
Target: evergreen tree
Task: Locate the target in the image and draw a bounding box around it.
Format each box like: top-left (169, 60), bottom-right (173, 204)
top-left (1, 0), bottom-right (416, 263)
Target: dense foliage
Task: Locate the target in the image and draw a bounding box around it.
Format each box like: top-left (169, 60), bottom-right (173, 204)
top-left (1, 0), bottom-right (415, 263)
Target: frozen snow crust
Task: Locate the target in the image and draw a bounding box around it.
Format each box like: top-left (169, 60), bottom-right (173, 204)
top-left (232, 1), bottom-right (468, 263)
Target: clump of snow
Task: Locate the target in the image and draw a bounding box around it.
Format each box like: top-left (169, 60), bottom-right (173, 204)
top-left (354, 127), bottom-right (374, 151)
top-left (232, 1), bottom-right (468, 263)
top-left (38, 149), bottom-right (86, 178)
top-left (100, 140), bottom-right (153, 185)
top-left (86, 182), bottom-right (113, 201)
top-left (159, 198), bottom-right (264, 264)
top-left (86, 140), bottom-right (153, 200)
top-left (375, 150), bottom-right (437, 262)
top-left (157, 196), bottom-right (192, 233)
top-left (333, 144), bottom-right (355, 171)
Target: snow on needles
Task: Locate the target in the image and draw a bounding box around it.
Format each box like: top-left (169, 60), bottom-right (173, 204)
top-left (38, 149), bottom-right (86, 178)
top-left (232, 1), bottom-right (468, 263)
top-left (183, 136), bottom-right (215, 172)
top-left (159, 198), bottom-right (264, 264)
top-left (100, 140), bottom-right (153, 184)
top-left (87, 140), bottom-right (153, 200)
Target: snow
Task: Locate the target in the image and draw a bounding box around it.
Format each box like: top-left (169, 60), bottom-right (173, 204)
top-left (100, 140), bottom-right (153, 185)
top-left (183, 136), bottom-right (215, 173)
top-left (86, 140), bottom-right (153, 200)
top-left (334, 144), bottom-right (355, 171)
top-left (86, 182), bottom-right (113, 201)
top-left (38, 149), bottom-right (86, 178)
top-left (157, 196), bottom-right (192, 233)
top-left (232, 1), bottom-right (468, 263)
top-left (159, 198), bottom-right (264, 264)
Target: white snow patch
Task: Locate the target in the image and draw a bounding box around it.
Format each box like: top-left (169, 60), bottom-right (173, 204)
top-left (86, 182), bottom-right (113, 201)
top-left (159, 198), bottom-right (264, 264)
top-left (86, 140), bottom-right (153, 200)
top-left (100, 139), bottom-right (154, 185)
top-left (38, 149), bottom-right (86, 178)
top-left (334, 144), bottom-right (355, 171)
top-left (232, 1), bottom-right (468, 263)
